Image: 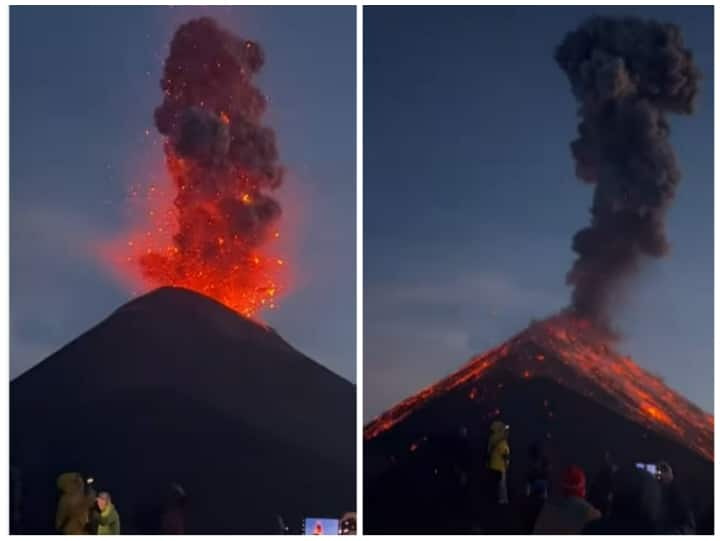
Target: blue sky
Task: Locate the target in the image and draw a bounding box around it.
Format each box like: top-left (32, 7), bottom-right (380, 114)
top-left (364, 6), bottom-right (713, 420)
top-left (10, 6), bottom-right (356, 382)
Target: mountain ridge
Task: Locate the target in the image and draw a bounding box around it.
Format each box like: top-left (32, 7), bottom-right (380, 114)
top-left (365, 314), bottom-right (712, 461)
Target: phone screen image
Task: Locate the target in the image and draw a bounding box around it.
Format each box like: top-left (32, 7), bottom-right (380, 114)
top-left (304, 518), bottom-right (340, 535)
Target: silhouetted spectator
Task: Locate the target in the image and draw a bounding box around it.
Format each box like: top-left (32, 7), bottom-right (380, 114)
top-left (587, 450), bottom-right (618, 517)
top-left (486, 420), bottom-right (510, 504)
top-left (452, 426), bottom-right (474, 528)
top-left (160, 483), bottom-right (187, 534)
top-left (525, 441), bottom-right (551, 500)
top-left (656, 461), bottom-right (695, 534)
top-left (55, 472), bottom-right (94, 534)
top-left (441, 425), bottom-right (474, 528)
top-left (533, 465), bottom-right (601, 534)
top-left (340, 512), bottom-right (357, 535)
top-left (454, 426), bottom-right (473, 487)
top-left (582, 467), bottom-right (662, 534)
top-left (424, 426), bottom-right (473, 529)
top-left (522, 441), bottom-right (551, 533)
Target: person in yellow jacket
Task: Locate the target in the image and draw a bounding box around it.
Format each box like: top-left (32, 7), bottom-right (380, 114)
top-left (487, 420), bottom-right (510, 504)
top-left (96, 492), bottom-right (120, 535)
top-left (96, 492), bottom-right (121, 535)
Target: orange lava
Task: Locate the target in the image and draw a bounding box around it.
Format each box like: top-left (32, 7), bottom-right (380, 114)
top-left (106, 155), bottom-right (288, 320)
top-left (105, 18), bottom-right (291, 320)
top-left (364, 314), bottom-right (713, 461)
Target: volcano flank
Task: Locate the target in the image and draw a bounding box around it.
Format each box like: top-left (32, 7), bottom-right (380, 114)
top-left (11, 287), bottom-right (355, 534)
top-left (364, 316), bottom-right (713, 533)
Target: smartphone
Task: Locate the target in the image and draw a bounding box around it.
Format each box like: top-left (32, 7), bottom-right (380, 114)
top-left (635, 462), bottom-right (658, 476)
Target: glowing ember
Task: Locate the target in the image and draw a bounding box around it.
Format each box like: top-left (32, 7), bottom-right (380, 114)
top-left (110, 18), bottom-right (290, 319)
top-left (364, 314), bottom-right (713, 461)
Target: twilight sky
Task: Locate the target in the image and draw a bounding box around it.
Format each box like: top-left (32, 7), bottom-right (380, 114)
top-left (364, 5), bottom-right (713, 420)
top-left (10, 6), bottom-right (356, 382)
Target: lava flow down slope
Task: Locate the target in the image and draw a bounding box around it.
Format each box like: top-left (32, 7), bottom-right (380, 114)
top-left (364, 315), bottom-right (713, 533)
top-left (11, 287), bottom-right (355, 534)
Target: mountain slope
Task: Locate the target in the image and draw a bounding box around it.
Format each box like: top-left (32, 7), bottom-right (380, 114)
top-left (11, 287), bottom-right (355, 533)
top-left (364, 315), bottom-right (713, 533)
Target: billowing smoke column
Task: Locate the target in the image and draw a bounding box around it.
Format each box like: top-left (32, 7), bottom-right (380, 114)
top-left (135, 17), bottom-right (286, 318)
top-left (555, 16), bottom-right (701, 331)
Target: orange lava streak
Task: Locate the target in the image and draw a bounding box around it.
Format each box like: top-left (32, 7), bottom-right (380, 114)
top-left (364, 314), bottom-right (713, 461)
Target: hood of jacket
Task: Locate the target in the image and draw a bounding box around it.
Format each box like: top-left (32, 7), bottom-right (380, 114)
top-left (56, 472), bottom-right (84, 495)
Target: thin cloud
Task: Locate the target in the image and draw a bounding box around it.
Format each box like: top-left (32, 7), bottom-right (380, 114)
top-left (364, 270), bottom-right (566, 418)
top-left (11, 205), bottom-right (118, 377)
top-left (368, 270), bottom-right (564, 316)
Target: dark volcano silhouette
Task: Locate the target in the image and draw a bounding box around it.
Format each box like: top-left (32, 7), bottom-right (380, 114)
top-left (11, 287), bottom-right (355, 534)
top-left (364, 316), bottom-right (713, 534)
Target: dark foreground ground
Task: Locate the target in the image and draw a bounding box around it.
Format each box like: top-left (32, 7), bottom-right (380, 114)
top-left (365, 370), bottom-right (713, 534)
top-left (11, 288), bottom-right (356, 533)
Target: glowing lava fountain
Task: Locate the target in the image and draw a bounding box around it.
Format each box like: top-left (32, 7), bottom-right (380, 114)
top-left (110, 17), bottom-right (289, 319)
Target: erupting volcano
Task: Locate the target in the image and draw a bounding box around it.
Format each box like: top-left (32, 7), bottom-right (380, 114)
top-left (364, 314), bottom-right (714, 533)
top-left (365, 314), bottom-right (713, 461)
top-left (364, 15), bottom-right (712, 534)
top-left (366, 16), bottom-right (710, 455)
top-left (113, 17), bottom-right (288, 318)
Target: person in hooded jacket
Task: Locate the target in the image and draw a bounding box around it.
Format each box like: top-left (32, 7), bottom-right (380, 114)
top-left (96, 492), bottom-right (121, 535)
top-left (486, 420), bottom-right (510, 505)
top-left (656, 461), bottom-right (695, 534)
top-left (533, 465), bottom-right (601, 534)
top-left (582, 466), bottom-right (662, 534)
top-left (55, 472), bottom-right (94, 534)
top-left (587, 450), bottom-right (618, 517)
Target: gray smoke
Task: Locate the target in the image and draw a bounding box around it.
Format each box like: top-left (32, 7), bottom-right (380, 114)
top-left (555, 16), bottom-right (701, 331)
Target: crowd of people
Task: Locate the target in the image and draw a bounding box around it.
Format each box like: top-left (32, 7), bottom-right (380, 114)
top-left (14, 468), bottom-right (349, 534)
top-left (482, 420), bottom-right (704, 534)
top-left (397, 419), bottom-right (709, 534)
top-left (13, 431), bottom-right (711, 536)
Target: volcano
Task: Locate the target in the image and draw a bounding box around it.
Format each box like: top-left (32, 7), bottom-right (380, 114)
top-left (364, 316), bottom-right (713, 533)
top-left (10, 287), bottom-right (355, 534)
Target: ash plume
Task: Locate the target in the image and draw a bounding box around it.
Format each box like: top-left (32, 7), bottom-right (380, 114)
top-left (135, 17), bottom-right (286, 316)
top-left (555, 16), bottom-right (701, 331)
